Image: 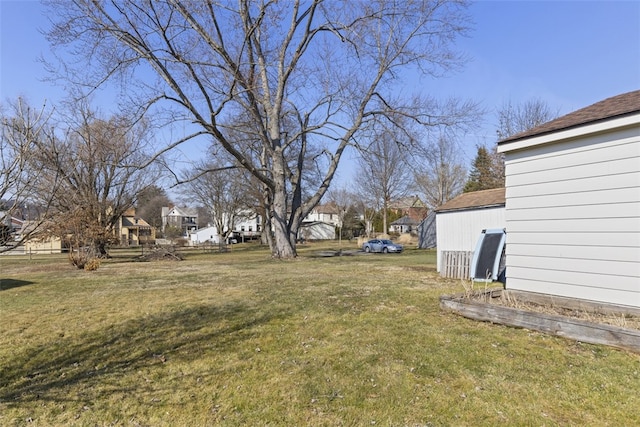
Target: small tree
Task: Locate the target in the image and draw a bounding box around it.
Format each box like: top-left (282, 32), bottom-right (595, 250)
top-left (181, 159), bottom-right (249, 244)
top-left (0, 99), bottom-right (58, 253)
top-left (413, 134), bottom-right (467, 209)
top-left (29, 101), bottom-right (161, 258)
top-left (137, 185), bottom-right (172, 231)
top-left (355, 126), bottom-right (411, 235)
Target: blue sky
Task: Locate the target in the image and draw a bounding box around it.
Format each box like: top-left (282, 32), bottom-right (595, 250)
top-left (1, 0), bottom-right (639, 173)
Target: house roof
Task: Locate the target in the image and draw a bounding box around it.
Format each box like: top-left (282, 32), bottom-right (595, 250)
top-left (389, 196), bottom-right (426, 210)
top-left (435, 188), bottom-right (505, 213)
top-left (165, 206), bottom-right (199, 217)
top-left (121, 216), bottom-right (152, 228)
top-left (390, 215), bottom-right (419, 226)
top-left (314, 202), bottom-right (341, 214)
top-left (499, 90), bottom-right (640, 144)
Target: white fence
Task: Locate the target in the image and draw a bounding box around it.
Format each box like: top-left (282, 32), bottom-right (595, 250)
top-left (440, 250), bottom-right (472, 279)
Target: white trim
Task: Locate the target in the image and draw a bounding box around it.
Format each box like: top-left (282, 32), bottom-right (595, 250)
top-left (498, 113), bottom-right (640, 153)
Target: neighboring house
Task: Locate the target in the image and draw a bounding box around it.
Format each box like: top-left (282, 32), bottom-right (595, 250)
top-left (389, 209), bottom-right (428, 235)
top-left (434, 188), bottom-right (506, 278)
top-left (190, 213), bottom-right (263, 245)
top-left (498, 90), bottom-right (640, 309)
top-left (232, 213), bottom-right (263, 241)
top-left (298, 221), bottom-right (336, 241)
top-left (388, 195), bottom-right (427, 213)
top-left (24, 234), bottom-right (62, 254)
top-left (388, 196), bottom-right (428, 234)
top-left (161, 206), bottom-right (198, 237)
top-left (389, 215), bottom-right (417, 234)
top-left (190, 226), bottom-right (221, 245)
top-left (19, 220), bottom-right (62, 254)
top-left (0, 211), bottom-right (23, 242)
top-left (118, 208), bottom-right (155, 246)
top-left (305, 202), bottom-right (342, 227)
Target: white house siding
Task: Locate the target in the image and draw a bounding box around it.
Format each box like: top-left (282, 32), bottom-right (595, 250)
top-left (190, 226), bottom-right (221, 245)
top-left (435, 207), bottom-right (505, 273)
top-left (502, 125), bottom-right (640, 308)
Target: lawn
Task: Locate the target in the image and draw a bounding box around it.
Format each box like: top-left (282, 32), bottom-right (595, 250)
top-left (1, 244), bottom-right (638, 426)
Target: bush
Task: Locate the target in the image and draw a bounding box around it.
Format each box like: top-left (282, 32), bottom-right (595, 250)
top-left (69, 249), bottom-right (101, 271)
top-left (83, 258), bottom-right (101, 271)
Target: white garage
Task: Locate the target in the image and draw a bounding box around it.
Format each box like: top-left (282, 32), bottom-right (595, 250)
top-left (498, 90), bottom-right (640, 308)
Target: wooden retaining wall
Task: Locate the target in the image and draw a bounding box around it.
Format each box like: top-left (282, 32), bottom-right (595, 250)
top-left (441, 250), bottom-right (472, 279)
top-left (440, 289), bottom-right (640, 354)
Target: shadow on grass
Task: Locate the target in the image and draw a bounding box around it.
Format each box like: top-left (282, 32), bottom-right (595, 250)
top-left (0, 301), bottom-right (280, 403)
top-left (0, 278), bottom-right (34, 291)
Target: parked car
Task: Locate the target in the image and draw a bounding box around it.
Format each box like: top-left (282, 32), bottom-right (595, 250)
top-left (362, 239), bottom-right (403, 254)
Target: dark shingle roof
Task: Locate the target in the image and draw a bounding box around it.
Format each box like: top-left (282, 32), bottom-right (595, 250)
top-left (499, 90), bottom-right (640, 144)
top-left (435, 188), bottom-right (505, 213)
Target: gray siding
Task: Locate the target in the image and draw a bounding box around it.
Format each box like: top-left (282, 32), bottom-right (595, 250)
top-left (503, 126), bottom-right (640, 308)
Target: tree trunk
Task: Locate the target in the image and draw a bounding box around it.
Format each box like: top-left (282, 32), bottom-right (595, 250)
top-left (271, 188), bottom-right (297, 259)
top-left (271, 154), bottom-right (297, 259)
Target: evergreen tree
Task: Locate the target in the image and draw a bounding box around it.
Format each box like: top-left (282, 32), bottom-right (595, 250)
top-left (463, 146), bottom-right (501, 192)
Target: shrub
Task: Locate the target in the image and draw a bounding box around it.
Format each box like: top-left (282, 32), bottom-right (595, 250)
top-left (69, 248), bottom-right (101, 271)
top-left (83, 258), bottom-right (101, 271)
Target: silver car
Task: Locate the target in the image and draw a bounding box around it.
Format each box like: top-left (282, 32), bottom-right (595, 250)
top-left (362, 239), bottom-right (403, 253)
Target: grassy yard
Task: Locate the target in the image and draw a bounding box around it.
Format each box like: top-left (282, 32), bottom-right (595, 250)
top-left (1, 244), bottom-right (638, 426)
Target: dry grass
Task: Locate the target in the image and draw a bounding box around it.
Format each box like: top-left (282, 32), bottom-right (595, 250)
top-left (487, 290), bottom-right (640, 330)
top-left (1, 244), bottom-right (639, 426)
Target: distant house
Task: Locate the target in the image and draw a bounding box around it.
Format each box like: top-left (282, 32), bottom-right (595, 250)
top-left (389, 209), bottom-right (428, 235)
top-left (388, 195), bottom-right (427, 213)
top-left (305, 202), bottom-right (342, 227)
top-left (232, 213), bottom-right (263, 241)
top-left (298, 221), bottom-right (336, 241)
top-left (118, 208), bottom-right (155, 246)
top-left (0, 211), bottom-right (23, 242)
top-left (434, 188), bottom-right (506, 278)
top-left (18, 220), bottom-right (62, 254)
top-left (388, 196), bottom-right (428, 234)
top-left (161, 206), bottom-right (198, 237)
top-left (498, 90), bottom-right (640, 309)
top-left (190, 226), bottom-right (221, 245)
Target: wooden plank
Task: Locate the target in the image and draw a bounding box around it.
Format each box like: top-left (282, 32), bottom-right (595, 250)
top-left (507, 187), bottom-right (640, 210)
top-left (441, 251), bottom-right (471, 279)
top-left (505, 289), bottom-right (640, 317)
top-left (506, 172), bottom-right (640, 197)
top-left (506, 138), bottom-right (639, 175)
top-left (505, 218), bottom-right (640, 233)
top-left (440, 294), bottom-right (640, 353)
top-left (504, 129), bottom-right (639, 163)
top-left (506, 231), bottom-right (639, 247)
top-left (507, 254), bottom-right (640, 277)
top-left (505, 266), bottom-right (640, 291)
top-left (507, 202), bottom-right (640, 221)
top-left (506, 157), bottom-right (639, 187)
top-left (506, 243), bottom-right (640, 263)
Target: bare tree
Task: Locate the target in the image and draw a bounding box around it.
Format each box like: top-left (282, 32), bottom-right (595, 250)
top-left (413, 134), bottom-right (467, 209)
top-left (0, 100), bottom-right (58, 252)
top-left (181, 159), bottom-right (249, 243)
top-left (492, 98), bottom-right (559, 184)
top-left (136, 185), bottom-right (173, 230)
top-left (354, 127), bottom-right (411, 235)
top-left (496, 98), bottom-right (559, 140)
top-left (31, 102), bottom-right (160, 258)
top-left (45, 0), bottom-right (475, 258)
